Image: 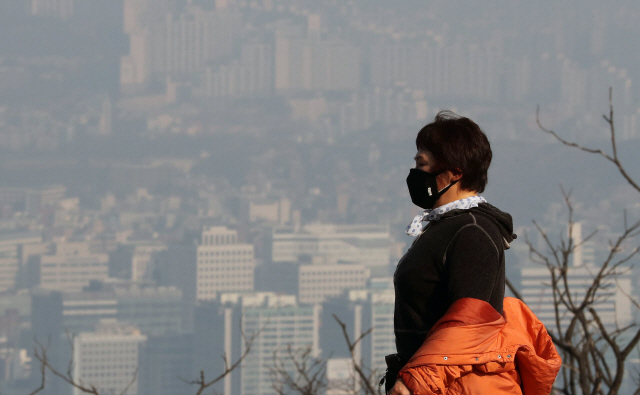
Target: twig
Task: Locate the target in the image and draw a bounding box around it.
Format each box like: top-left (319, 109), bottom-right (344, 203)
top-left (333, 314), bottom-right (379, 395)
top-left (186, 316), bottom-right (265, 395)
top-left (536, 88), bottom-right (640, 193)
top-left (27, 344), bottom-right (47, 395)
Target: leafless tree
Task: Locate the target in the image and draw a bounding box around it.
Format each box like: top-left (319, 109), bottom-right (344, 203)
top-left (504, 89), bottom-right (640, 394)
top-left (267, 314), bottom-right (382, 395)
top-left (32, 332), bottom-right (138, 395)
top-left (269, 344), bottom-right (328, 395)
top-left (27, 341), bottom-right (47, 395)
top-left (28, 316), bottom-right (261, 395)
top-left (332, 315), bottom-right (382, 395)
top-left (184, 320), bottom-right (264, 395)
top-left (30, 327), bottom-right (255, 395)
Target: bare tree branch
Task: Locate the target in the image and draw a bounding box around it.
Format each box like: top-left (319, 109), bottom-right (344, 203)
top-left (332, 314), bottom-right (381, 395)
top-left (269, 344), bottom-right (328, 395)
top-left (27, 343), bottom-right (47, 395)
top-left (519, 125), bottom-right (640, 394)
top-left (186, 317), bottom-right (265, 395)
top-left (33, 337), bottom-right (101, 395)
top-left (118, 367), bottom-right (139, 395)
top-left (536, 88), bottom-right (640, 193)
top-left (505, 277), bottom-right (523, 300)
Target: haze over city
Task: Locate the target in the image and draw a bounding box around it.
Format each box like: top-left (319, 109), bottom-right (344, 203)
top-left (0, 0), bottom-right (638, 394)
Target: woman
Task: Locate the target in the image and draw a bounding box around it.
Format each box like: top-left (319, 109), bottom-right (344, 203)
top-left (385, 112), bottom-right (560, 395)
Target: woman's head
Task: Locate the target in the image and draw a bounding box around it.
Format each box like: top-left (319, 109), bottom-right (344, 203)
top-left (415, 111), bottom-right (492, 193)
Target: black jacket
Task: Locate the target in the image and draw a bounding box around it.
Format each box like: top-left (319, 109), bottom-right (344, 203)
top-left (393, 202), bottom-right (515, 362)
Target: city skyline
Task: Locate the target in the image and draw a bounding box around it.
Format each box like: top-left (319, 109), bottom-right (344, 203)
top-left (0, 0), bottom-right (638, 394)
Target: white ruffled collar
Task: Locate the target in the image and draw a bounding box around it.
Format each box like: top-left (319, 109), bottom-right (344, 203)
top-left (405, 196), bottom-right (487, 237)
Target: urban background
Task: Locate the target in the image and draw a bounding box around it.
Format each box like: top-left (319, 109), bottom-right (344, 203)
top-left (0, 0), bottom-right (639, 394)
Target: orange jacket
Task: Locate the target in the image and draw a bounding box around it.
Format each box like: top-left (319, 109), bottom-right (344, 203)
top-left (398, 297), bottom-right (561, 395)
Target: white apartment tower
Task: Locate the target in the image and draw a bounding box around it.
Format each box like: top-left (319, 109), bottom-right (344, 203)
top-left (72, 320), bottom-right (147, 395)
top-left (275, 32), bottom-right (361, 92)
top-left (121, 3), bottom-right (242, 91)
top-left (196, 227), bottom-right (255, 301)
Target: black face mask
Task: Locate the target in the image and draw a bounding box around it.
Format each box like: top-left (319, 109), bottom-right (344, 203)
top-left (406, 168), bottom-right (458, 209)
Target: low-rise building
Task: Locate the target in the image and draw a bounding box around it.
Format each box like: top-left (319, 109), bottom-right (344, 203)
top-left (72, 320), bottom-right (147, 395)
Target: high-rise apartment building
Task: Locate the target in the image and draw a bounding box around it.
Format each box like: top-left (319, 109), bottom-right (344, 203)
top-left (121, 4), bottom-right (242, 90)
top-left (369, 43), bottom-right (500, 102)
top-left (196, 227), bottom-right (255, 301)
top-left (275, 34), bottom-right (361, 92)
top-left (31, 0), bottom-right (74, 20)
top-left (72, 320), bottom-right (147, 395)
top-left (339, 87), bottom-right (428, 135)
top-left (39, 242), bottom-right (109, 292)
top-left (203, 43), bottom-right (274, 99)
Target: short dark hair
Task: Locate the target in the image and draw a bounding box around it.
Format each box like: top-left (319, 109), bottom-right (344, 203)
top-left (416, 111), bottom-right (492, 193)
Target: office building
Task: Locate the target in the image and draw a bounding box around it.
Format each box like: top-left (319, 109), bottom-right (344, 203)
top-left (237, 292), bottom-right (320, 395)
top-left (520, 222), bottom-right (632, 330)
top-left (39, 242), bottom-right (109, 293)
top-left (72, 320), bottom-right (146, 395)
top-left (153, 243), bottom-right (198, 305)
top-left (0, 231), bottom-right (43, 292)
top-left (321, 279), bottom-right (395, 375)
top-left (0, 185), bottom-right (66, 215)
top-left (326, 358), bottom-right (354, 395)
top-left (271, 224), bottom-right (391, 274)
top-left (196, 227), bottom-right (255, 301)
top-left (192, 292), bottom-right (320, 395)
top-left (298, 262), bottom-right (370, 304)
top-left (130, 243), bottom-right (167, 282)
top-left (520, 265), bottom-right (632, 330)
top-left (138, 334), bottom-right (194, 395)
top-left (33, 281), bottom-right (185, 336)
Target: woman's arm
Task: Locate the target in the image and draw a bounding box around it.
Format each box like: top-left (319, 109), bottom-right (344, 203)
top-left (388, 378), bottom-right (411, 395)
top-left (445, 225), bottom-right (501, 305)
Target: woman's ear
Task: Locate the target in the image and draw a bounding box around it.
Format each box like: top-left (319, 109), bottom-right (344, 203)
top-left (450, 168), bottom-right (463, 182)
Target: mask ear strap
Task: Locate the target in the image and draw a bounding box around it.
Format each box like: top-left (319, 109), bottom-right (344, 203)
top-left (437, 178), bottom-right (459, 194)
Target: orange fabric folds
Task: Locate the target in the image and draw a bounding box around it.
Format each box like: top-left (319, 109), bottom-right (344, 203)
top-left (398, 297), bottom-right (561, 395)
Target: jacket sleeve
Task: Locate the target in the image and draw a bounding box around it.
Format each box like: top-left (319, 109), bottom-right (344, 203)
top-left (398, 365), bottom-right (446, 395)
top-left (445, 225), bottom-right (500, 305)
top-left (399, 364), bottom-right (474, 395)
